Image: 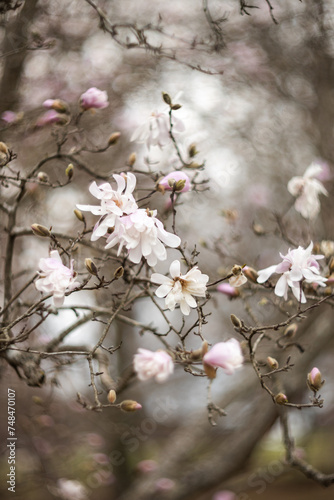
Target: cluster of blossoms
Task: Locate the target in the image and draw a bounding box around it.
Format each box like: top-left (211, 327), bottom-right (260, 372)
top-left (133, 349), bottom-right (174, 383)
top-left (288, 162), bottom-right (328, 220)
top-left (257, 242), bottom-right (327, 303)
top-left (35, 250), bottom-right (80, 307)
top-left (77, 173), bottom-right (181, 266)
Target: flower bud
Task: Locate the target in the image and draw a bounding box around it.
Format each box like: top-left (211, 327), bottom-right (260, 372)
top-left (162, 91), bottom-right (172, 106)
top-left (114, 266), bottom-right (124, 279)
top-left (243, 266), bottom-right (258, 284)
top-left (267, 356), bottom-right (279, 370)
top-left (108, 132), bottom-right (121, 145)
top-left (85, 258), bottom-right (98, 276)
top-left (203, 361), bottom-right (217, 379)
top-left (274, 392), bottom-right (288, 405)
top-left (188, 143), bottom-right (198, 158)
top-left (187, 161), bottom-right (201, 168)
top-left (307, 367), bottom-right (324, 392)
top-left (37, 171), bottom-right (49, 182)
top-left (283, 323), bottom-right (298, 338)
top-left (74, 209), bottom-right (85, 222)
top-left (31, 224), bottom-right (51, 237)
top-left (252, 222), bottom-right (265, 236)
top-left (167, 178), bottom-right (186, 192)
top-left (128, 152), bottom-right (136, 167)
top-left (65, 163), bottom-right (74, 179)
top-left (0, 141), bottom-right (10, 166)
top-left (217, 283), bottom-right (240, 298)
top-left (171, 103), bottom-right (181, 110)
top-left (107, 389), bottom-right (117, 403)
top-left (328, 256), bottom-right (334, 274)
top-left (230, 314), bottom-right (242, 329)
top-left (190, 341), bottom-right (208, 360)
top-left (120, 400), bottom-right (142, 412)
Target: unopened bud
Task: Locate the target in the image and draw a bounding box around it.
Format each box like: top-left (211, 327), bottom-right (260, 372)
top-left (0, 141), bottom-right (9, 155)
top-left (32, 396), bottom-right (44, 405)
top-left (120, 400), bottom-right (142, 412)
top-left (230, 314), bottom-right (242, 329)
top-left (0, 141), bottom-right (10, 166)
top-left (31, 224), bottom-right (51, 237)
top-left (108, 132), bottom-right (121, 145)
top-left (267, 356), bottom-right (279, 370)
top-left (107, 389), bottom-right (117, 403)
top-left (51, 99), bottom-right (69, 113)
top-left (231, 265), bottom-right (243, 276)
top-left (171, 103), bottom-right (181, 110)
top-left (174, 179), bottom-right (186, 192)
top-left (187, 161), bottom-right (201, 169)
top-left (243, 266), bottom-right (258, 283)
top-left (188, 143), bottom-right (198, 158)
top-left (37, 171), bottom-right (49, 182)
top-left (252, 222), bottom-right (265, 236)
top-left (74, 209), bottom-right (85, 222)
top-left (307, 367), bottom-right (324, 392)
top-left (85, 258), bottom-right (98, 276)
top-left (328, 256), bottom-right (334, 274)
top-left (65, 163), bottom-right (74, 179)
top-left (274, 393), bottom-right (288, 405)
top-left (114, 266), bottom-right (124, 279)
top-left (162, 91), bottom-right (172, 106)
top-left (190, 341), bottom-right (208, 360)
top-left (283, 323), bottom-right (298, 338)
top-left (128, 152), bottom-right (136, 167)
top-left (203, 361), bottom-right (217, 379)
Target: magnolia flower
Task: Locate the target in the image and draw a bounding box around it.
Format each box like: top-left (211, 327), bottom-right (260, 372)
top-left (35, 250), bottom-right (80, 306)
top-left (77, 173), bottom-right (137, 241)
top-left (1, 110), bottom-right (22, 124)
top-left (80, 87), bottom-right (109, 110)
top-left (133, 348), bottom-right (174, 383)
top-left (105, 209), bottom-right (181, 266)
top-left (131, 110), bottom-right (185, 150)
top-left (151, 260), bottom-right (209, 315)
top-left (203, 339), bottom-right (244, 375)
top-left (307, 367), bottom-right (324, 392)
top-left (35, 110), bottom-right (67, 127)
top-left (212, 491), bottom-right (237, 500)
top-left (257, 242), bottom-right (326, 303)
top-left (287, 163), bottom-right (328, 219)
top-left (43, 98), bottom-right (68, 113)
top-left (158, 171), bottom-right (191, 193)
top-left (57, 479), bottom-right (88, 500)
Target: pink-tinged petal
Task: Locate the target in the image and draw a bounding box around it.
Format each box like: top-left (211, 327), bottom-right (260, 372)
top-left (217, 283), bottom-right (239, 297)
top-left (169, 260), bottom-right (181, 278)
top-left (257, 265), bottom-right (277, 283)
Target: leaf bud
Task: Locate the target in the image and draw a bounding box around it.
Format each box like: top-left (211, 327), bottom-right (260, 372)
top-left (51, 99), bottom-right (69, 113)
top-left (0, 141), bottom-right (10, 166)
top-left (65, 163), bottom-right (74, 179)
top-left (74, 209), bottom-right (85, 222)
top-left (203, 361), bottom-right (217, 379)
top-left (162, 91), bottom-right (172, 106)
top-left (283, 323), bottom-right (298, 338)
top-left (171, 103), bottom-right (182, 110)
top-left (190, 341), bottom-right (208, 360)
top-left (328, 256), bottom-right (334, 274)
top-left (37, 171), bottom-right (49, 182)
top-left (307, 367), bottom-right (324, 393)
top-left (274, 392), bottom-right (288, 405)
top-left (230, 314), bottom-right (242, 329)
top-left (187, 161), bottom-right (201, 169)
top-left (85, 258), bottom-right (98, 276)
top-left (252, 222), bottom-right (265, 236)
top-left (120, 400), bottom-right (142, 412)
top-left (107, 389), bottom-right (117, 404)
top-left (267, 356), bottom-right (279, 370)
top-left (243, 266), bottom-right (258, 283)
top-left (114, 266), bottom-right (124, 279)
top-left (31, 224), bottom-right (51, 237)
top-left (128, 152), bottom-right (136, 167)
top-left (108, 132), bottom-right (121, 145)
top-left (188, 143), bottom-right (198, 158)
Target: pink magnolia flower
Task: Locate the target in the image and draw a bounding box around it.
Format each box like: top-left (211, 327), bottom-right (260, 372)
top-left (307, 367), bottom-right (324, 392)
top-left (155, 478), bottom-right (175, 491)
top-left (80, 87), bottom-right (109, 110)
top-left (77, 173), bottom-right (137, 241)
top-left (288, 163), bottom-right (328, 219)
top-left (35, 110), bottom-right (66, 127)
top-left (217, 283), bottom-right (239, 297)
top-left (131, 110), bottom-right (185, 150)
top-left (105, 209), bottom-right (181, 267)
top-left (151, 260), bottom-right (209, 315)
top-left (136, 459), bottom-right (158, 473)
top-left (35, 250), bottom-right (80, 307)
top-left (133, 348), bottom-right (174, 383)
top-left (212, 491), bottom-right (236, 500)
top-left (203, 339), bottom-right (244, 375)
top-left (158, 171), bottom-right (191, 193)
top-left (257, 242), bottom-right (326, 303)
top-left (1, 110), bottom-right (22, 124)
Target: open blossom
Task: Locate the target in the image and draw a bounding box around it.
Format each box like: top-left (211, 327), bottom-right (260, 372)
top-left (158, 171), bottom-right (191, 193)
top-left (77, 173), bottom-right (137, 241)
top-left (80, 87), bottom-right (109, 110)
top-left (151, 260), bottom-right (209, 315)
top-left (133, 348), bottom-right (174, 383)
top-left (35, 250), bottom-right (80, 307)
top-left (105, 209), bottom-right (181, 266)
top-left (257, 242), bottom-right (327, 303)
top-left (288, 162), bottom-right (328, 219)
top-left (203, 339), bottom-right (244, 375)
top-left (131, 110), bottom-right (185, 150)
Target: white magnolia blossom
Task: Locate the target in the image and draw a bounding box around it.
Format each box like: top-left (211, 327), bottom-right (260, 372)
top-left (151, 260), bottom-right (209, 315)
top-left (287, 163), bottom-right (328, 219)
top-left (133, 348), bottom-right (174, 383)
top-left (35, 250), bottom-right (80, 307)
top-left (131, 110), bottom-right (185, 150)
top-left (105, 209), bottom-right (181, 266)
top-left (257, 242), bottom-right (326, 303)
top-left (77, 173), bottom-right (137, 241)
top-left (57, 479), bottom-right (88, 500)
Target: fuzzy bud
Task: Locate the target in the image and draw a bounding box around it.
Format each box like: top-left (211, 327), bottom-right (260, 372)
top-left (252, 222), bottom-right (265, 236)
top-left (188, 143), bottom-right (198, 158)
top-left (230, 314), bottom-right (242, 329)
top-left (283, 323), bottom-right (298, 338)
top-left (187, 161), bottom-right (201, 169)
top-left (128, 152), bottom-right (136, 167)
top-left (171, 103), bottom-right (181, 110)
top-left (74, 209), bottom-right (85, 222)
top-left (203, 361), bottom-right (217, 379)
top-left (162, 92), bottom-right (172, 106)
top-left (307, 367), bottom-right (324, 392)
top-left (0, 141), bottom-right (10, 167)
top-left (85, 258), bottom-right (98, 276)
top-left (120, 400), bottom-right (142, 412)
top-left (267, 356), bottom-right (279, 370)
top-left (243, 266), bottom-right (258, 284)
top-left (107, 389), bottom-right (117, 404)
top-left (37, 171), bottom-right (49, 183)
top-left (65, 163), bottom-right (74, 179)
top-left (31, 224), bottom-right (51, 237)
top-left (328, 256), bottom-right (334, 274)
top-left (114, 266), bottom-right (124, 279)
top-left (108, 132), bottom-right (121, 145)
top-left (190, 341), bottom-right (208, 360)
top-left (274, 393), bottom-right (288, 405)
